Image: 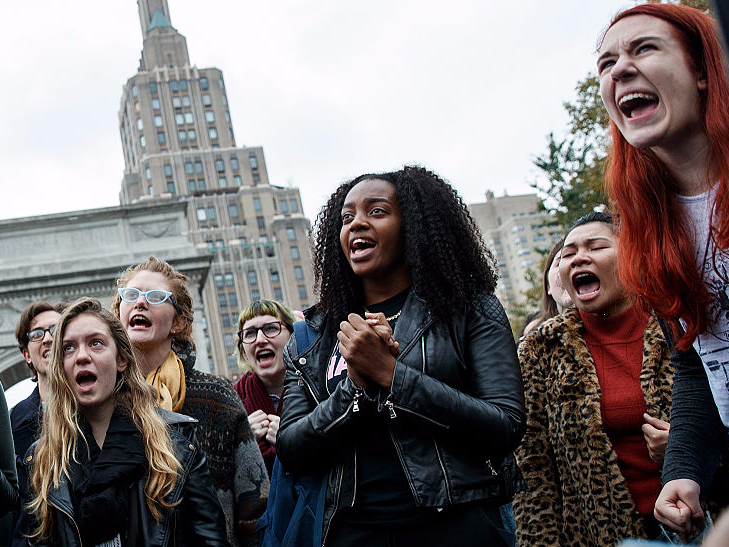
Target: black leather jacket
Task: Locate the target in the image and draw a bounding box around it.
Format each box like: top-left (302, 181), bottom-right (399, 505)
top-left (277, 291), bottom-right (525, 544)
top-left (26, 410), bottom-right (230, 547)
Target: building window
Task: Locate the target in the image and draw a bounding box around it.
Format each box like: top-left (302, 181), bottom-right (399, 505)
top-left (200, 77), bottom-right (209, 90)
top-left (215, 159), bottom-right (225, 172)
top-left (154, 115), bottom-right (163, 127)
top-left (214, 274), bottom-right (223, 289)
top-left (139, 135), bottom-right (146, 148)
top-left (270, 269), bottom-right (280, 283)
top-left (185, 161), bottom-right (194, 174)
top-left (247, 270), bottom-right (258, 285)
top-left (286, 227), bottom-right (296, 241)
top-left (205, 111), bottom-right (215, 123)
top-left (181, 95), bottom-right (190, 107)
top-left (172, 96), bottom-right (181, 108)
top-left (202, 94), bottom-right (212, 106)
top-left (222, 314), bottom-right (231, 328)
top-left (252, 174), bottom-right (261, 185)
top-left (188, 179), bottom-right (196, 191)
top-left (152, 98), bottom-right (160, 110)
top-left (230, 157), bottom-right (239, 170)
top-left (256, 216), bottom-right (266, 231)
top-left (175, 113), bottom-right (184, 125)
top-left (228, 175), bottom-right (240, 188)
top-left (298, 285), bottom-right (307, 300)
top-left (157, 131), bottom-right (166, 144)
top-left (180, 79), bottom-right (188, 91)
top-left (148, 184), bottom-right (154, 196)
top-left (136, 118), bottom-right (143, 131)
top-left (273, 287), bottom-right (283, 301)
top-left (229, 293), bottom-right (238, 308)
top-left (149, 82), bottom-right (158, 94)
top-left (131, 84), bottom-right (138, 97)
top-left (251, 290), bottom-right (260, 301)
top-left (249, 155), bottom-right (258, 170)
top-left (164, 164), bottom-right (172, 177)
top-left (219, 176), bottom-right (227, 187)
top-left (170, 80), bottom-right (179, 93)
top-left (197, 178), bottom-right (206, 189)
top-left (145, 166), bottom-right (152, 180)
top-left (290, 246), bottom-right (300, 260)
top-left (253, 197), bottom-right (262, 212)
top-left (225, 273), bottom-right (234, 287)
top-left (209, 128), bottom-right (218, 140)
top-left (166, 181), bottom-right (175, 193)
top-left (289, 199), bottom-right (299, 212)
top-left (178, 130), bottom-right (187, 142)
top-left (208, 206), bottom-right (217, 220)
top-left (184, 112), bottom-right (193, 124)
top-left (197, 208), bottom-right (207, 222)
top-left (195, 160), bottom-right (203, 173)
top-left (206, 240), bottom-right (215, 252)
top-left (294, 266), bottom-right (304, 280)
top-left (280, 200), bottom-right (289, 214)
top-left (188, 129), bottom-right (196, 141)
top-left (218, 293), bottom-right (227, 308)
top-left (229, 203), bottom-right (239, 218)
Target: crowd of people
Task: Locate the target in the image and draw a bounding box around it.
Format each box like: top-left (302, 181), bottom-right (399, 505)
top-left (0, 3), bottom-right (727, 546)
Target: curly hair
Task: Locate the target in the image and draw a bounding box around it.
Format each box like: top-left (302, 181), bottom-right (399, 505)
top-left (312, 165), bottom-right (497, 325)
top-left (28, 298), bottom-right (180, 541)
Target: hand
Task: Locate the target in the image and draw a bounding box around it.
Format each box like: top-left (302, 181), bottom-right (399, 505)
top-left (248, 409), bottom-right (270, 442)
top-left (642, 413), bottom-right (670, 465)
top-left (365, 312), bottom-right (400, 357)
top-left (338, 313), bottom-right (397, 389)
top-left (265, 414), bottom-right (280, 446)
top-left (654, 479), bottom-right (704, 533)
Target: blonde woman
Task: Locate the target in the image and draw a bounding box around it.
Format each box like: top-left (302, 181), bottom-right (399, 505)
top-left (26, 297), bottom-right (228, 546)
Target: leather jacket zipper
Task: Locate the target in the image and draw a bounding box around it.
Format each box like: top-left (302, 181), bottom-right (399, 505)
top-left (383, 400), bottom-right (449, 429)
top-left (293, 368), bottom-right (320, 404)
top-left (433, 440), bottom-right (454, 505)
top-left (322, 463), bottom-right (345, 546)
top-left (49, 500), bottom-right (83, 547)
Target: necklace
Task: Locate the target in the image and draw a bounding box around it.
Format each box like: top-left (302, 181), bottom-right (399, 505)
top-left (364, 308), bottom-right (402, 322)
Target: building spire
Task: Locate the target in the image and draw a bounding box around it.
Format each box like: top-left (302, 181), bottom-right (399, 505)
top-left (138, 0), bottom-right (172, 38)
top-left (136, 0), bottom-right (189, 71)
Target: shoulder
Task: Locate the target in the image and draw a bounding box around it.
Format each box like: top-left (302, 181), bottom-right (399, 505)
top-left (185, 369), bottom-right (245, 409)
top-left (157, 407), bottom-right (198, 426)
top-left (10, 388), bottom-right (40, 428)
top-left (468, 292), bottom-right (511, 330)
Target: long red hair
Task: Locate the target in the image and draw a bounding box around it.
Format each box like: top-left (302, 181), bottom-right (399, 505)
top-left (602, 4), bottom-right (729, 350)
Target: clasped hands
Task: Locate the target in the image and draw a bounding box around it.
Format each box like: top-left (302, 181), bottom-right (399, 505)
top-left (337, 312), bottom-right (399, 390)
top-left (248, 409), bottom-right (280, 446)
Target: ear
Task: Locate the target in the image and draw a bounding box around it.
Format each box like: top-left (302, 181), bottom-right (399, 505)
top-left (171, 315), bottom-right (187, 337)
top-left (697, 75), bottom-right (707, 91)
top-left (117, 358), bottom-right (128, 373)
top-left (21, 348), bottom-right (32, 365)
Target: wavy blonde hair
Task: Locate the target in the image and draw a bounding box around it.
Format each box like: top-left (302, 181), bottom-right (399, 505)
top-left (28, 297), bottom-right (181, 541)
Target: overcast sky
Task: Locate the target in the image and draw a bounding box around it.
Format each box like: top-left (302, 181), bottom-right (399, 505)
top-left (0, 1), bottom-right (633, 222)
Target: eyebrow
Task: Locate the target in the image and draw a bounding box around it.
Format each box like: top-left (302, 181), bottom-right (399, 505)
top-left (564, 236), bottom-right (612, 247)
top-left (597, 35), bottom-right (663, 65)
top-left (342, 197), bottom-right (393, 210)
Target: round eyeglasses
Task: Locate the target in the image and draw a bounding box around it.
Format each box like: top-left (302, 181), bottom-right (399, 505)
top-left (27, 325), bottom-right (57, 342)
top-left (118, 287), bottom-right (182, 314)
top-left (238, 321), bottom-right (283, 343)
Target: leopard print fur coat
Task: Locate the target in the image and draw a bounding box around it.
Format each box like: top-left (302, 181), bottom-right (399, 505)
top-left (513, 308), bottom-right (672, 547)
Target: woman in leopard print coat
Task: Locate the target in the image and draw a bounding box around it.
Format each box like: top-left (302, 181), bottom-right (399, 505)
top-left (513, 213), bottom-right (673, 547)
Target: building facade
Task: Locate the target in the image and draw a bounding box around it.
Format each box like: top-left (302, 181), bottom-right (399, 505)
top-left (469, 191), bottom-right (562, 312)
top-left (119, 0), bottom-right (314, 377)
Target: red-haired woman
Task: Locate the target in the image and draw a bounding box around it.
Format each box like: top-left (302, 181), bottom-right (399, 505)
top-left (598, 3), bottom-right (729, 533)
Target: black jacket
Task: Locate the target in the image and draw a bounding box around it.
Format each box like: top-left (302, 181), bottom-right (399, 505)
top-left (277, 291), bottom-right (525, 544)
top-left (26, 410), bottom-right (230, 547)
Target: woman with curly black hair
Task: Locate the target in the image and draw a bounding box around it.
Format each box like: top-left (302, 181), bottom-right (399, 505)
top-left (276, 165), bottom-right (525, 547)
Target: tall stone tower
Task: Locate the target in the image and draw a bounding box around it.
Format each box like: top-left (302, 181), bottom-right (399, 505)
top-left (119, 0), bottom-right (314, 378)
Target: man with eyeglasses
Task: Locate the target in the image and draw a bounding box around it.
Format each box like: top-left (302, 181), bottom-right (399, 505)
top-left (9, 301), bottom-right (66, 547)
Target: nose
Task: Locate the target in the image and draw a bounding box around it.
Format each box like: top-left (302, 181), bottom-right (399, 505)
top-left (134, 294), bottom-right (149, 309)
top-left (610, 54), bottom-right (636, 81)
top-left (42, 329), bottom-right (54, 344)
top-left (569, 248), bottom-right (591, 268)
top-left (75, 343), bottom-right (91, 364)
top-left (349, 209), bottom-right (370, 231)
top-left (253, 329), bottom-right (268, 343)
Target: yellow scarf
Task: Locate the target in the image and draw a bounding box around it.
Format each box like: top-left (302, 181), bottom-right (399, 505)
top-left (146, 350), bottom-right (186, 412)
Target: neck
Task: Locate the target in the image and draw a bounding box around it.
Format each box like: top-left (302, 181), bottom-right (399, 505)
top-left (362, 275), bottom-right (412, 306)
top-left (260, 370), bottom-right (285, 396)
top-left (652, 133), bottom-right (712, 196)
top-left (83, 401), bottom-right (115, 449)
top-left (587, 294), bottom-right (635, 319)
top-left (134, 339), bottom-right (173, 377)
top-left (36, 374), bottom-right (49, 402)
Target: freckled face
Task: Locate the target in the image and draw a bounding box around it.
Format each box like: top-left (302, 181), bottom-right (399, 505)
top-left (598, 15), bottom-right (707, 155)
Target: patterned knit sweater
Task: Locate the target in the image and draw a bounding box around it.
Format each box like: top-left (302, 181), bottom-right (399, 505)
top-left (174, 341), bottom-right (269, 547)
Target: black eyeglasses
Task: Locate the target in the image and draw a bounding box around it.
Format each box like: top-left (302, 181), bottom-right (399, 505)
top-left (118, 287), bottom-right (182, 314)
top-left (238, 321), bottom-right (283, 343)
top-left (27, 325), bottom-right (56, 342)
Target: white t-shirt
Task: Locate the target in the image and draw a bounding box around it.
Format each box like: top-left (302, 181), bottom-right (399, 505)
top-left (677, 186), bottom-right (729, 428)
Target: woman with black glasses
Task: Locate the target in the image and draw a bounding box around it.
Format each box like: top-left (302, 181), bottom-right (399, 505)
top-left (233, 300), bottom-right (296, 475)
top-left (112, 257), bottom-right (269, 547)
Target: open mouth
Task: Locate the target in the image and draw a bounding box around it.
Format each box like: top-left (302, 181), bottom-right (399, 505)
top-left (130, 314), bottom-right (152, 328)
top-left (255, 349), bottom-right (276, 367)
top-left (572, 272), bottom-right (601, 296)
top-left (618, 92), bottom-right (659, 119)
top-left (75, 370), bottom-right (97, 391)
top-left (42, 348), bottom-right (51, 360)
top-left (350, 238), bottom-right (375, 257)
